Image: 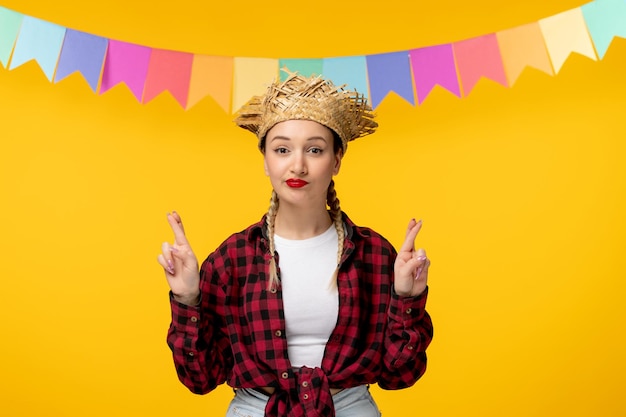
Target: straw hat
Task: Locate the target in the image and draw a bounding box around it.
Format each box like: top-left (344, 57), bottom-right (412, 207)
top-left (233, 70), bottom-right (378, 152)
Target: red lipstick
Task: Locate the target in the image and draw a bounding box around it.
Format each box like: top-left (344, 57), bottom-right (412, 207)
top-left (286, 179), bottom-right (308, 188)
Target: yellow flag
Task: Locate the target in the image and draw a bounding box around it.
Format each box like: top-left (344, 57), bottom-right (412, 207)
top-left (539, 8), bottom-right (597, 74)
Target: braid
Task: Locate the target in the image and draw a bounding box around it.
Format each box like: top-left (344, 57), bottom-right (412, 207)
top-left (327, 180), bottom-right (344, 286)
top-left (266, 181), bottom-right (343, 291)
top-left (266, 190), bottom-right (280, 291)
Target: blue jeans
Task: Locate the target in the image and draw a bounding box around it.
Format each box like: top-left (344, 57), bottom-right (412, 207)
top-left (225, 385), bottom-right (381, 417)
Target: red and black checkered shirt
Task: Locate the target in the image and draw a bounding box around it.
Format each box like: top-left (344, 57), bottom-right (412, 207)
top-left (167, 212), bottom-right (433, 417)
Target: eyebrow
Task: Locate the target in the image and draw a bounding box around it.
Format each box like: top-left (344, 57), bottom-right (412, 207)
top-left (269, 136), bottom-right (328, 143)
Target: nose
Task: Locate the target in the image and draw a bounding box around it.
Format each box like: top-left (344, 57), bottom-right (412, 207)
top-left (290, 151), bottom-right (307, 175)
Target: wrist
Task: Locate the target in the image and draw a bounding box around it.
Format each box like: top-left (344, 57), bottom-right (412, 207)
top-left (173, 292), bottom-right (200, 306)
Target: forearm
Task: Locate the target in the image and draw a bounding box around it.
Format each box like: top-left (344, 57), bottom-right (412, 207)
top-left (378, 287), bottom-right (433, 389)
top-left (167, 293), bottom-right (228, 394)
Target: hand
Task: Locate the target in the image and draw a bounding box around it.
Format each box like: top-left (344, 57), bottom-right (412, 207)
top-left (157, 212), bottom-right (200, 305)
top-left (393, 219), bottom-right (430, 297)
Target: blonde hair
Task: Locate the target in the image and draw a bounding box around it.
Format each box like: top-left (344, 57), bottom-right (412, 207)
top-left (266, 180), bottom-right (344, 291)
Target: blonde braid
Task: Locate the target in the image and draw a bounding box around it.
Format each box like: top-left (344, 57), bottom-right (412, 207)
top-left (327, 180), bottom-right (344, 286)
top-left (266, 190), bottom-right (280, 291)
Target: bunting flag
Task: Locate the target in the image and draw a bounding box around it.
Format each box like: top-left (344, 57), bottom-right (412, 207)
top-left (0, 1), bottom-right (624, 112)
top-left (187, 54), bottom-right (233, 112)
top-left (582, 0), bottom-right (626, 59)
top-left (54, 30), bottom-right (108, 92)
top-left (366, 51), bottom-right (414, 108)
top-left (453, 34), bottom-right (509, 96)
top-left (278, 58), bottom-right (323, 81)
top-left (100, 40), bottom-right (151, 101)
top-left (232, 57), bottom-right (278, 112)
top-left (9, 16), bottom-right (66, 81)
top-left (496, 23), bottom-right (554, 85)
top-left (539, 8), bottom-right (598, 73)
top-left (410, 44), bottom-right (461, 104)
top-left (321, 56), bottom-right (369, 98)
top-left (143, 48), bottom-right (193, 107)
top-left (0, 6), bottom-right (22, 67)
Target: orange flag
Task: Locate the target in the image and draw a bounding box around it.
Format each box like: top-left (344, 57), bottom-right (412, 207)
top-left (187, 55), bottom-right (234, 112)
top-left (497, 22), bottom-right (554, 85)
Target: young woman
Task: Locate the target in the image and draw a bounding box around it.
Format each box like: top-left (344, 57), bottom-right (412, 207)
top-left (158, 73), bottom-right (433, 417)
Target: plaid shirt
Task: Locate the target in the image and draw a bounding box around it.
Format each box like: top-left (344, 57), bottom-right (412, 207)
top-left (167, 212), bottom-right (433, 417)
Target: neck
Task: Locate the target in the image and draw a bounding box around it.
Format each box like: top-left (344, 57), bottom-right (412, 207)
top-left (274, 203), bottom-right (332, 240)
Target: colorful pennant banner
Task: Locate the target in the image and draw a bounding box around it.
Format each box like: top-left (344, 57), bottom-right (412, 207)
top-left (1, 0), bottom-right (625, 113)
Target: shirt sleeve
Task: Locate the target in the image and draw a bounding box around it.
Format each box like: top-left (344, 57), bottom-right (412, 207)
top-left (166, 257), bottom-right (232, 394)
top-left (378, 286), bottom-right (433, 389)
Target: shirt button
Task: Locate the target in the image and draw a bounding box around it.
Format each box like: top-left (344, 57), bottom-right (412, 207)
top-left (407, 345), bottom-right (414, 350)
top-left (270, 288), bottom-right (277, 294)
top-left (281, 372), bottom-right (289, 379)
top-left (303, 394), bottom-right (309, 400)
top-left (190, 316), bottom-right (198, 322)
top-left (302, 381), bottom-right (309, 388)
top-left (275, 330), bottom-right (282, 337)
top-left (187, 351), bottom-right (195, 357)
top-left (405, 308), bottom-right (412, 314)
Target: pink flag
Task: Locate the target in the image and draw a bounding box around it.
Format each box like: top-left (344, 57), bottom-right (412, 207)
top-left (143, 48), bottom-right (193, 107)
top-left (453, 34), bottom-right (508, 96)
top-left (100, 40), bottom-right (151, 101)
top-left (410, 44), bottom-right (461, 104)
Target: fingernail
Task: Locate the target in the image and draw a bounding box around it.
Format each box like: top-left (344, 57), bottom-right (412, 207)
top-left (417, 256), bottom-right (427, 261)
top-left (168, 260), bottom-right (174, 270)
top-left (170, 247), bottom-right (179, 253)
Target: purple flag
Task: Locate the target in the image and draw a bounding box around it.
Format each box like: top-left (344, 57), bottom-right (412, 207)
top-left (410, 44), bottom-right (461, 104)
top-left (55, 29), bottom-right (108, 92)
top-left (366, 51), bottom-right (414, 108)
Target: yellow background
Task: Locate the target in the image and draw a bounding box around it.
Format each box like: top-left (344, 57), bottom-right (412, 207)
top-left (1, 0), bottom-right (625, 415)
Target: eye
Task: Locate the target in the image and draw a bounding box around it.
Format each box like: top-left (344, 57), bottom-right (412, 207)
top-left (308, 147), bottom-right (323, 154)
top-left (274, 147), bottom-right (289, 154)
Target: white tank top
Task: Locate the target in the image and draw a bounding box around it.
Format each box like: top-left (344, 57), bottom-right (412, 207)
top-left (274, 225), bottom-right (339, 368)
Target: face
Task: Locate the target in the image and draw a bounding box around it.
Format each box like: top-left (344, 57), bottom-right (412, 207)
top-left (264, 120), bottom-right (342, 209)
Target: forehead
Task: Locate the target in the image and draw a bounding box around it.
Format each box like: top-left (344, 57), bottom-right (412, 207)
top-left (266, 120), bottom-right (334, 140)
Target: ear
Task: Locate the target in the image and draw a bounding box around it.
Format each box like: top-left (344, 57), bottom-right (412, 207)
top-left (264, 156), bottom-right (269, 176)
top-left (333, 149), bottom-right (343, 175)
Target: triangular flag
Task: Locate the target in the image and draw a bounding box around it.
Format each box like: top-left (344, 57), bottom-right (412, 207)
top-left (9, 16), bottom-right (66, 81)
top-left (453, 33), bottom-right (508, 96)
top-left (582, 0), bottom-right (626, 59)
top-left (0, 6), bottom-right (23, 68)
top-left (496, 22), bottom-right (554, 85)
top-left (100, 40), bottom-right (151, 102)
top-left (366, 51), bottom-right (414, 108)
top-left (322, 56), bottom-right (369, 98)
top-left (232, 57), bottom-right (278, 113)
top-left (409, 44), bottom-right (461, 104)
top-left (187, 54), bottom-right (234, 112)
top-left (278, 58), bottom-right (323, 80)
top-left (539, 7), bottom-right (597, 73)
top-left (54, 29), bottom-right (108, 92)
top-left (143, 48), bottom-right (193, 108)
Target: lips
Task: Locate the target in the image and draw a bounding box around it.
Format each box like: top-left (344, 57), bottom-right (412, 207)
top-left (286, 179), bottom-right (309, 188)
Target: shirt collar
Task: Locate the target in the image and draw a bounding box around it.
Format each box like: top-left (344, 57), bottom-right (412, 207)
top-left (244, 211), bottom-right (368, 242)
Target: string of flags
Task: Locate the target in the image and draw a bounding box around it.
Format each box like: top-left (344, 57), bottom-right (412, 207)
top-left (0, 0), bottom-right (625, 114)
